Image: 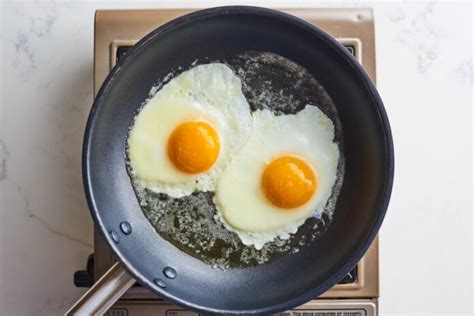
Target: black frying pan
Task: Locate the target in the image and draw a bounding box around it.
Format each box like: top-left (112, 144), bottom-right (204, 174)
top-left (82, 6), bottom-right (393, 315)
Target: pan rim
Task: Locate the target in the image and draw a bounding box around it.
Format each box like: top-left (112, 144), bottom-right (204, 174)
top-left (83, 5), bottom-right (394, 315)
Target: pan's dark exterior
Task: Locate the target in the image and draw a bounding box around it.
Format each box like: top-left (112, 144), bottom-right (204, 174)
top-left (83, 6), bottom-right (393, 315)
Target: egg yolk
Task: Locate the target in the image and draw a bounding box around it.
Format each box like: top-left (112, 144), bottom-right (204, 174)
top-left (168, 121), bottom-right (220, 174)
top-left (261, 156), bottom-right (317, 209)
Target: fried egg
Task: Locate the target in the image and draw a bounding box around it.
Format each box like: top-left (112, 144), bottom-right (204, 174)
top-left (215, 105), bottom-right (340, 249)
top-left (127, 63), bottom-right (252, 197)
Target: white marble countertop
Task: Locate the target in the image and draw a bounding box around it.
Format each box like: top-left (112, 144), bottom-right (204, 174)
top-left (0, 1), bottom-right (472, 315)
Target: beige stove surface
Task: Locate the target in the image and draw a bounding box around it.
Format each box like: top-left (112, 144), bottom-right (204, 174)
top-left (93, 8), bottom-right (379, 315)
top-left (107, 299), bottom-right (377, 316)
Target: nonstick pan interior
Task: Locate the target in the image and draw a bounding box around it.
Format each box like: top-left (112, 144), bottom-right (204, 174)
top-left (83, 6), bottom-right (393, 315)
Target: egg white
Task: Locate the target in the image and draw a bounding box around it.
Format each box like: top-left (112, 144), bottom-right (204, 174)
top-left (127, 63), bottom-right (253, 197)
top-left (214, 105), bottom-right (340, 249)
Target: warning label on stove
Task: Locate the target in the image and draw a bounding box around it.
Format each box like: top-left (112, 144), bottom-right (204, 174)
top-left (274, 311), bottom-right (365, 316)
top-left (163, 309), bottom-right (366, 316)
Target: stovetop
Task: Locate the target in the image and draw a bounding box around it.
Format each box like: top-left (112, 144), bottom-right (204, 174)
top-left (75, 8), bottom-right (380, 316)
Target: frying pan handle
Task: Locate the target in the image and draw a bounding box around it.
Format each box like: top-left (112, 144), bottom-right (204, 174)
top-left (66, 262), bottom-right (135, 316)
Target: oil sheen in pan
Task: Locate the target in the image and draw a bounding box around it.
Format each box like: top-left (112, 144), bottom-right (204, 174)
top-left (127, 52), bottom-right (345, 269)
